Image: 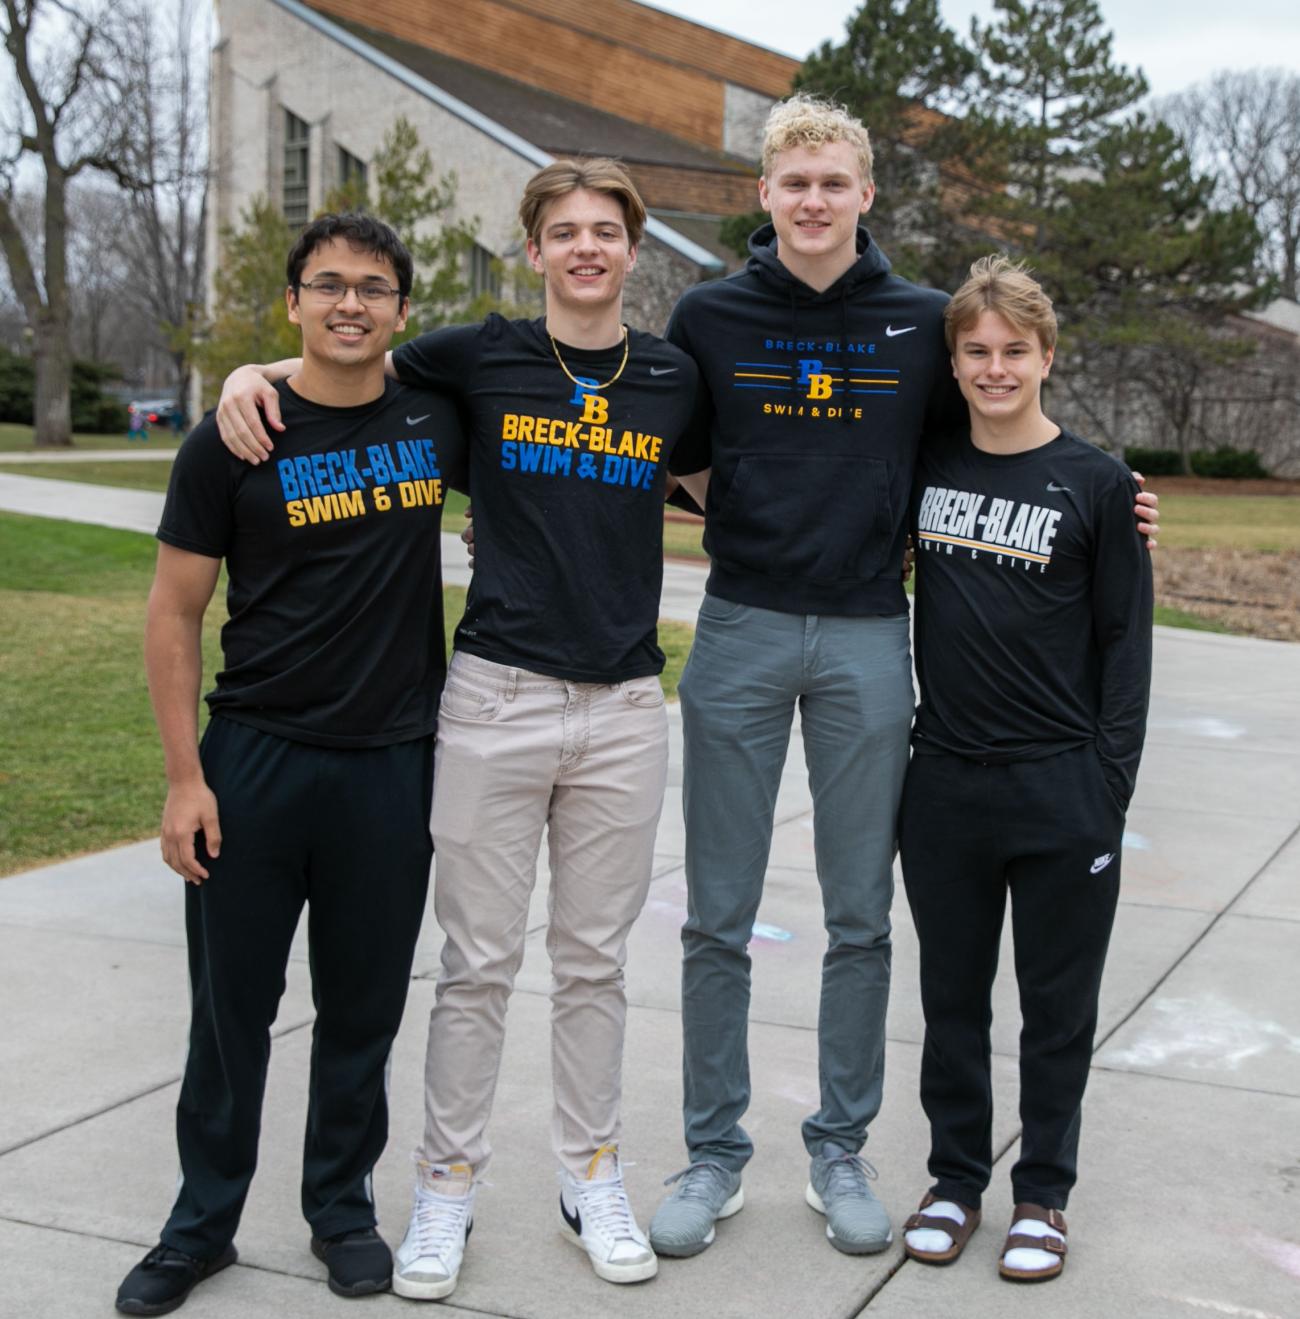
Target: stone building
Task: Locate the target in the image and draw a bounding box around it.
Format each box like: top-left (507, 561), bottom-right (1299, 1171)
top-left (207, 0), bottom-right (801, 333)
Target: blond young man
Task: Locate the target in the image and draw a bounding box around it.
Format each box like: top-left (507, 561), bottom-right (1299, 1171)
top-left (898, 258), bottom-right (1151, 1282)
top-left (649, 96), bottom-right (1157, 1260)
top-left (215, 160), bottom-right (709, 1297)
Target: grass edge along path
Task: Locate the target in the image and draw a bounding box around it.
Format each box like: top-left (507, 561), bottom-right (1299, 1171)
top-left (0, 513), bottom-right (693, 878)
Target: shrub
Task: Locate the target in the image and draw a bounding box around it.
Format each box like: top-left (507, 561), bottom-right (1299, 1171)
top-left (1122, 446), bottom-right (1181, 475)
top-left (1190, 446), bottom-right (1268, 479)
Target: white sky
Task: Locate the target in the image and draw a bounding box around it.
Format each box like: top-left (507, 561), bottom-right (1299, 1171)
top-left (646, 0), bottom-right (1300, 98)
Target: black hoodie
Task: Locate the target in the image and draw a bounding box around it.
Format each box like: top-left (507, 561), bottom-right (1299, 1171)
top-left (667, 223), bottom-right (957, 616)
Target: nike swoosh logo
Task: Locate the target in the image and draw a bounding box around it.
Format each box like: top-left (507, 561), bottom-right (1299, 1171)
top-left (1047, 482), bottom-right (1072, 493)
top-left (1090, 853), bottom-right (1115, 874)
top-left (406, 414), bottom-right (431, 425)
top-left (885, 325), bottom-right (916, 337)
top-left (560, 1193), bottom-right (582, 1236)
top-left (649, 366), bottom-right (678, 376)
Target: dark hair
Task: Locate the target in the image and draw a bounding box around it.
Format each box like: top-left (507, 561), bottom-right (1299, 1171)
top-left (285, 212), bottom-right (414, 300)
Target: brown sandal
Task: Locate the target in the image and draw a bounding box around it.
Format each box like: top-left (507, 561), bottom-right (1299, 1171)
top-left (902, 1191), bottom-right (982, 1264)
top-left (998, 1203), bottom-right (1067, 1282)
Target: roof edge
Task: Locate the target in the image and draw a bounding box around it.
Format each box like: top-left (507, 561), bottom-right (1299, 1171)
top-left (267, 0), bottom-right (724, 271)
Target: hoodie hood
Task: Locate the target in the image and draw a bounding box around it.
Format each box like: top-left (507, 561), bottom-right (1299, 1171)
top-left (745, 222), bottom-right (892, 301)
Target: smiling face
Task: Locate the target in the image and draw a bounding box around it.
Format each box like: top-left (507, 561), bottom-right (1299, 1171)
top-left (286, 236), bottom-right (408, 373)
top-left (526, 187), bottom-right (636, 316)
top-left (759, 140), bottom-right (874, 280)
top-left (952, 309), bottom-right (1054, 429)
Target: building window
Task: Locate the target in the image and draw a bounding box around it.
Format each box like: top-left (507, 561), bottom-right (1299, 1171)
top-left (468, 242), bottom-right (500, 301)
top-left (338, 146), bottom-right (367, 200)
top-left (283, 109), bottom-right (310, 227)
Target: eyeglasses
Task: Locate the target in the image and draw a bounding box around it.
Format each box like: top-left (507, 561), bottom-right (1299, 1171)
top-left (297, 278), bottom-right (401, 305)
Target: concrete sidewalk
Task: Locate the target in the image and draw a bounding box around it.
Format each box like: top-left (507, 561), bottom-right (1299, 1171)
top-left (2, 475), bottom-right (1298, 1318)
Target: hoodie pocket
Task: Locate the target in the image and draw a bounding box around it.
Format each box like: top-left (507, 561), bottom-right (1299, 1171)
top-left (713, 453), bottom-right (894, 583)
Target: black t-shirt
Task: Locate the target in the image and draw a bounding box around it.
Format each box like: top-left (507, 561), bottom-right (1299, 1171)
top-left (910, 428), bottom-right (1153, 805)
top-left (393, 315), bottom-right (709, 682)
top-left (158, 378), bottom-right (467, 748)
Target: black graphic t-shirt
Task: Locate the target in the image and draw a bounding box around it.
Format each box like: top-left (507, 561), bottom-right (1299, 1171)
top-left (910, 428), bottom-right (1153, 806)
top-left (393, 315), bottom-right (709, 682)
top-left (158, 378), bottom-right (467, 748)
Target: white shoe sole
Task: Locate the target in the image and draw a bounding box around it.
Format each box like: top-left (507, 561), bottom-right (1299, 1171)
top-left (560, 1225), bottom-right (659, 1284)
top-left (392, 1267), bottom-right (459, 1301)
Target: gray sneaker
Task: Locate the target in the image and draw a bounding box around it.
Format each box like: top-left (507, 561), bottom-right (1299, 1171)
top-left (648, 1162), bottom-right (744, 1257)
top-left (805, 1142), bottom-right (893, 1254)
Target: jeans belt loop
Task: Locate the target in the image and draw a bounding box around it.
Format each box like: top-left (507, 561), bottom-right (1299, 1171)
top-left (505, 668), bottom-right (517, 702)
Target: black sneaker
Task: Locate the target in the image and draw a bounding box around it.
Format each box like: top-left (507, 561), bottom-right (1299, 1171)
top-left (116, 1242), bottom-right (238, 1315)
top-left (310, 1227), bottom-right (393, 1297)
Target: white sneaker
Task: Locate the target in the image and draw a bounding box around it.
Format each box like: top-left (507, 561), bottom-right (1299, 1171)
top-left (559, 1144), bottom-right (658, 1284)
top-left (393, 1159), bottom-right (475, 1300)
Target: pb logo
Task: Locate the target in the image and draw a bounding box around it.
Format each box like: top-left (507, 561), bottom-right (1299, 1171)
top-left (797, 358), bottom-right (833, 400)
top-left (569, 377), bottom-right (609, 425)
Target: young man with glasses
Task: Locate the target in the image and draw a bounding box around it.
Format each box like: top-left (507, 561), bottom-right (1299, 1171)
top-left (214, 159), bottom-right (710, 1298)
top-left (116, 213), bottom-right (467, 1314)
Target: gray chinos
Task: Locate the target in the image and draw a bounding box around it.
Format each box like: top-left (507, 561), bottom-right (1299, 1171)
top-left (677, 595), bottom-right (914, 1168)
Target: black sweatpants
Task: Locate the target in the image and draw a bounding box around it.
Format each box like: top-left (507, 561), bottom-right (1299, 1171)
top-left (898, 744), bottom-right (1125, 1211)
top-left (161, 716), bottom-right (435, 1258)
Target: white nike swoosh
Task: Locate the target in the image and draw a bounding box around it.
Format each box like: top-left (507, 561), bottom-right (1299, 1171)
top-left (406, 414), bottom-right (431, 425)
top-left (649, 366), bottom-right (678, 376)
top-left (885, 325), bottom-right (917, 337)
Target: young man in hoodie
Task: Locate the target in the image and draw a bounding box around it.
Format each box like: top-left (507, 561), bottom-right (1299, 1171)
top-left (647, 96), bottom-right (1155, 1260)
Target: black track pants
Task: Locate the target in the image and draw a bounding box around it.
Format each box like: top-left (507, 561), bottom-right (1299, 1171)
top-left (160, 716), bottom-right (434, 1258)
top-left (899, 745), bottom-right (1125, 1211)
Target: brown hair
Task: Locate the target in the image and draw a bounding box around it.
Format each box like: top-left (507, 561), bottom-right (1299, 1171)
top-left (761, 93), bottom-right (873, 187)
top-left (944, 255), bottom-right (1058, 352)
top-left (518, 158), bottom-right (647, 249)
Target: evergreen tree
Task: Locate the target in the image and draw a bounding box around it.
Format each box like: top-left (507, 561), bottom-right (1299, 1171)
top-left (968, 0), bottom-right (1147, 251)
top-left (192, 197), bottom-right (302, 407)
top-left (1050, 116), bottom-right (1261, 468)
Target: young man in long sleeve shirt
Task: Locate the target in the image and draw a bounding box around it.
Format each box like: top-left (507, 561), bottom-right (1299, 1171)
top-left (897, 256), bottom-right (1152, 1282)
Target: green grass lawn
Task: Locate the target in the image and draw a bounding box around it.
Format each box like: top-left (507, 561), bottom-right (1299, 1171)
top-left (2, 460), bottom-right (175, 492)
top-left (0, 513), bottom-right (694, 877)
top-left (0, 422), bottom-right (181, 453)
top-left (1149, 494), bottom-right (1300, 553)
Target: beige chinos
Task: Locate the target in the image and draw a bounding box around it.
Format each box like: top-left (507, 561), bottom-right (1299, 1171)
top-left (423, 651), bottom-right (668, 1177)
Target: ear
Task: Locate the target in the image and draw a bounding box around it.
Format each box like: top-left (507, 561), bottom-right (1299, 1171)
top-left (758, 175), bottom-right (772, 215)
top-left (860, 182), bottom-right (876, 216)
top-left (1042, 344), bottom-right (1054, 377)
top-left (625, 242), bottom-right (638, 276)
top-left (395, 296), bottom-right (409, 335)
top-left (285, 285), bottom-right (301, 327)
top-left (526, 236), bottom-right (544, 276)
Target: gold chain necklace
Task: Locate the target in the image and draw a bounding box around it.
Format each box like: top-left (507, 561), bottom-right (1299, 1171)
top-left (548, 324), bottom-right (629, 391)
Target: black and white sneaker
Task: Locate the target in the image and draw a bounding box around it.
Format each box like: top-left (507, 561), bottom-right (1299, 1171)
top-left (559, 1145), bottom-right (657, 1284)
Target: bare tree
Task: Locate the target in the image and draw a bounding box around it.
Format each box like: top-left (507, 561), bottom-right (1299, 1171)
top-left (0, 0), bottom-right (132, 445)
top-left (111, 0), bottom-right (208, 415)
top-left (1160, 70), bottom-right (1300, 299)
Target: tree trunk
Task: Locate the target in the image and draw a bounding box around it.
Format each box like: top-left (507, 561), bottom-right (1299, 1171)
top-left (32, 313), bottom-right (73, 448)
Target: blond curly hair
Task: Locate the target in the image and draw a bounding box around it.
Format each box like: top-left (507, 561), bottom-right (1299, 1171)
top-left (761, 93), bottom-right (873, 186)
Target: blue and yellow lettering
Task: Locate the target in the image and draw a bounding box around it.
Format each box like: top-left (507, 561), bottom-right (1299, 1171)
top-left (519, 443), bottom-right (544, 473)
top-left (501, 441), bottom-right (517, 471)
top-left (418, 439), bottom-right (440, 477)
top-left (340, 449), bottom-right (365, 490)
top-left (293, 456), bottom-right (319, 497)
top-left (568, 376), bottom-right (598, 406)
top-left (366, 445), bottom-right (392, 484)
top-left (277, 459), bottom-right (300, 500)
top-left (797, 359), bottom-right (824, 385)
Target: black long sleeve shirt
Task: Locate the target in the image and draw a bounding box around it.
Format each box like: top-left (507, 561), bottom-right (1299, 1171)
top-left (910, 428), bottom-right (1153, 807)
